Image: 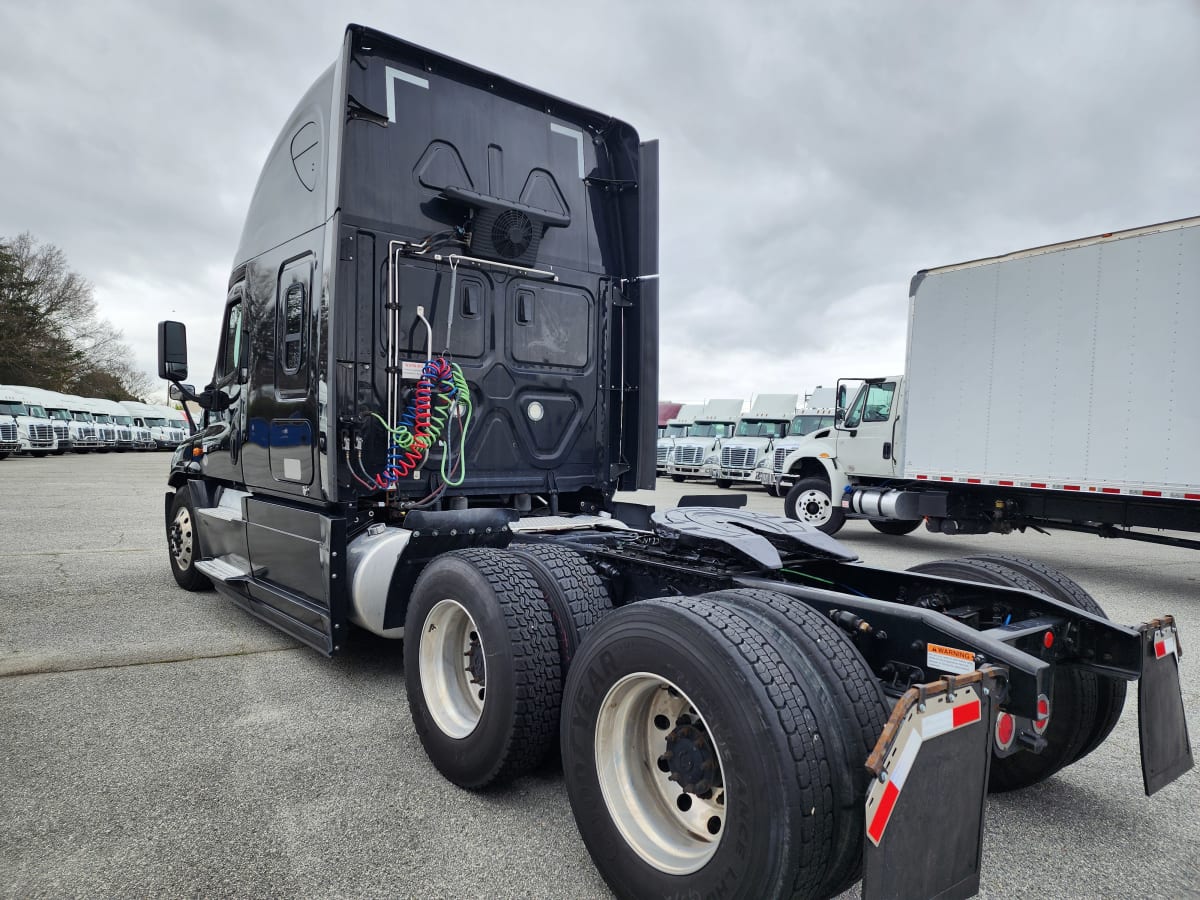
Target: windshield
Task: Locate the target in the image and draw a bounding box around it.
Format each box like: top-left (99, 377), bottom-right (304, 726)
top-left (664, 423), bottom-right (689, 437)
top-left (0, 401), bottom-right (28, 416)
top-left (735, 419), bottom-right (788, 438)
top-left (170, 419), bottom-right (185, 429)
top-left (72, 411), bottom-right (93, 422)
top-left (790, 414), bottom-right (834, 436)
top-left (95, 414), bottom-right (112, 424)
top-left (689, 422), bottom-right (733, 438)
top-left (27, 405), bottom-right (48, 418)
top-left (144, 417), bottom-right (167, 427)
top-left (114, 416), bottom-right (133, 425)
top-left (48, 408), bottom-right (72, 421)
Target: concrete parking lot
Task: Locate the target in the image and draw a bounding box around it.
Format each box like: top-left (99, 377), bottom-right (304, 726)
top-left (1, 453), bottom-right (1197, 899)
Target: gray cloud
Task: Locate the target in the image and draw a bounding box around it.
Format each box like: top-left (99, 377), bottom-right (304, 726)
top-left (2, 0), bottom-right (1196, 403)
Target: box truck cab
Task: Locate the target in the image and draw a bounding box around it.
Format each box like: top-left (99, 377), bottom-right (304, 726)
top-left (664, 398), bottom-right (741, 481)
top-left (709, 393), bottom-right (798, 489)
top-left (0, 385), bottom-right (59, 456)
top-left (776, 377), bottom-right (912, 534)
top-left (757, 386), bottom-right (837, 496)
top-left (655, 401), bottom-right (702, 473)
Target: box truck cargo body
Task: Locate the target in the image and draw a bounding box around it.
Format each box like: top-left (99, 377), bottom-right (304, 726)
top-left (779, 217), bottom-right (1200, 546)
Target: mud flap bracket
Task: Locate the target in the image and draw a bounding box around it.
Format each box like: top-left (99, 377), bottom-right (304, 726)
top-left (862, 666), bottom-right (1005, 900)
top-left (1138, 616), bottom-right (1193, 796)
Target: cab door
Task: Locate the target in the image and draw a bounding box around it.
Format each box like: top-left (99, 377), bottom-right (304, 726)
top-left (200, 284), bottom-right (248, 485)
top-left (834, 379), bottom-right (900, 477)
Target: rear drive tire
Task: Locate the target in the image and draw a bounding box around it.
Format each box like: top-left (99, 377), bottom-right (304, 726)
top-left (507, 543), bottom-right (612, 675)
top-left (404, 549), bottom-right (561, 789)
top-left (562, 596), bottom-right (837, 899)
top-left (167, 489), bottom-right (213, 591)
top-left (703, 588), bottom-right (891, 896)
top-left (784, 476), bottom-right (846, 535)
top-left (907, 557), bottom-right (1097, 792)
top-left (869, 518), bottom-right (922, 536)
top-left (965, 553), bottom-right (1125, 764)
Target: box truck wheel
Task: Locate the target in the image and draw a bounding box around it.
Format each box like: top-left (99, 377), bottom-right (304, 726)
top-left (702, 587), bottom-right (891, 896)
top-left (869, 519), bottom-right (922, 535)
top-left (561, 596), bottom-right (837, 899)
top-left (784, 477), bottom-right (846, 535)
top-left (404, 549), bottom-right (561, 789)
top-left (508, 544), bottom-right (613, 675)
top-left (965, 554), bottom-right (1125, 764)
top-left (167, 490), bottom-right (213, 592)
top-left (907, 558), bottom-right (1098, 792)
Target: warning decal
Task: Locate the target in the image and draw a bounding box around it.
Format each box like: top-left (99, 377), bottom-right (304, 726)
top-left (926, 642), bottom-right (976, 675)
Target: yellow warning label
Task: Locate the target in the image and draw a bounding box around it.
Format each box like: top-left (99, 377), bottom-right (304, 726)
top-left (927, 642), bottom-right (976, 675)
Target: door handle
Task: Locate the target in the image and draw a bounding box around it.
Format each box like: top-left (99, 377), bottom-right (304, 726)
top-left (883, 442), bottom-right (892, 460)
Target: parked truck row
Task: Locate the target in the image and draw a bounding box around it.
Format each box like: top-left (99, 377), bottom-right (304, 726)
top-left (0, 384), bottom-right (189, 459)
top-left (153, 25), bottom-right (1189, 900)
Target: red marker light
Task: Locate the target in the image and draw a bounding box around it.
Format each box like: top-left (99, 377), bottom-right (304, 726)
top-left (995, 712), bottom-right (1015, 750)
top-left (1043, 631), bottom-right (1054, 649)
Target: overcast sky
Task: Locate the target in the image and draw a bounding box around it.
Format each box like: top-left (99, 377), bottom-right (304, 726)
top-left (2, 1), bottom-right (1197, 406)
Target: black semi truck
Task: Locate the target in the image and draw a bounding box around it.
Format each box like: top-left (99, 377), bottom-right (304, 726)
top-left (157, 25), bottom-right (1191, 900)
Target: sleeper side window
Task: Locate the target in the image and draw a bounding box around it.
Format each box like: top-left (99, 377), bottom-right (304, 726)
top-left (282, 282), bottom-right (305, 374)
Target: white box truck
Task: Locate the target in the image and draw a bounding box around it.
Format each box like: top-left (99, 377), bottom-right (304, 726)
top-left (709, 392), bottom-right (798, 489)
top-left (778, 216), bottom-right (1200, 547)
top-left (664, 398), bottom-right (742, 481)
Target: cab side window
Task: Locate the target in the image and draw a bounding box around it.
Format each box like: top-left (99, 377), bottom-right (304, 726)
top-left (862, 382), bottom-right (897, 423)
top-left (217, 291), bottom-right (245, 380)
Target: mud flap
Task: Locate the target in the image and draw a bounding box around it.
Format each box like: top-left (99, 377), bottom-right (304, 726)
top-left (862, 666), bottom-right (1004, 900)
top-left (1138, 617), bottom-right (1193, 795)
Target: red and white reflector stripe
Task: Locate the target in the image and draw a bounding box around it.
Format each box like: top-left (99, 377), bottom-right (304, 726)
top-left (1154, 628), bottom-right (1179, 659)
top-left (865, 688), bottom-right (983, 846)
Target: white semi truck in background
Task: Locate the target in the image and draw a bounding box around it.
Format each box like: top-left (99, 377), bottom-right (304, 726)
top-left (756, 386), bottom-right (837, 496)
top-left (707, 393), bottom-right (798, 489)
top-left (779, 216), bottom-right (1200, 548)
top-left (123, 400), bottom-right (188, 449)
top-left (655, 402), bottom-right (702, 473)
top-left (0, 385), bottom-right (58, 457)
top-left (664, 398), bottom-right (742, 481)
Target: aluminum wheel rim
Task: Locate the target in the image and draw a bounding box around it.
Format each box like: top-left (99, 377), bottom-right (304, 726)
top-left (795, 488), bottom-right (833, 526)
top-left (171, 507), bottom-right (194, 569)
top-left (595, 673), bottom-right (726, 875)
top-left (419, 599), bottom-right (486, 739)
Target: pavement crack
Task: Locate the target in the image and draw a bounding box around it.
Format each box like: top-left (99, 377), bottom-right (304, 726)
top-left (0, 644), bottom-right (303, 679)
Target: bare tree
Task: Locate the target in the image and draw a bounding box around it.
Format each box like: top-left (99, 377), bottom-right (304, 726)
top-left (0, 232), bottom-right (152, 398)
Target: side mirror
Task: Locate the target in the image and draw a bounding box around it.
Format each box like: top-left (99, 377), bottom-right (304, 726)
top-left (168, 383), bottom-right (196, 401)
top-left (836, 384), bottom-right (847, 410)
top-left (158, 321), bottom-right (189, 381)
